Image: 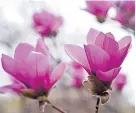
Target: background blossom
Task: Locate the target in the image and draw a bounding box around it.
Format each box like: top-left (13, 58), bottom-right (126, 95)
top-left (33, 11), bottom-right (63, 38)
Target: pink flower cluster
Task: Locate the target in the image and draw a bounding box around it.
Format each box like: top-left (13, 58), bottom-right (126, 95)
top-left (65, 28), bottom-right (131, 82)
top-left (114, 1), bottom-right (135, 30)
top-left (33, 11), bottom-right (63, 38)
top-left (0, 25), bottom-right (132, 111)
top-left (84, 0), bottom-right (135, 31)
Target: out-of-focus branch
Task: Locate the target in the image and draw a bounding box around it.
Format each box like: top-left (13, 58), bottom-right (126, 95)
top-left (46, 99), bottom-right (67, 113)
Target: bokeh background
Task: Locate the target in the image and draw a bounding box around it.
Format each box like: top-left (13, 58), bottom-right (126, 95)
top-left (0, 0), bottom-right (135, 113)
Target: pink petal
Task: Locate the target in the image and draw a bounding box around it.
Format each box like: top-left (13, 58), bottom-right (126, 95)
top-left (15, 61), bottom-right (32, 87)
top-left (115, 74), bottom-right (127, 90)
top-left (52, 16), bottom-right (63, 31)
top-left (1, 54), bottom-right (31, 86)
top-left (65, 44), bottom-right (91, 73)
top-left (72, 76), bottom-right (83, 87)
top-left (1, 54), bottom-right (16, 76)
top-left (109, 43), bottom-right (130, 69)
top-left (103, 37), bottom-right (119, 55)
top-left (12, 78), bottom-right (27, 89)
top-left (72, 68), bottom-right (84, 79)
top-left (87, 28), bottom-right (100, 44)
top-left (106, 32), bottom-right (115, 39)
top-left (115, 74), bottom-right (127, 84)
top-left (95, 32), bottom-right (107, 48)
top-left (118, 36), bottom-right (131, 49)
top-left (33, 12), bottom-right (43, 25)
top-left (35, 38), bottom-right (49, 56)
top-left (0, 83), bottom-right (25, 94)
top-left (84, 44), bottom-right (110, 72)
top-left (71, 61), bottom-right (82, 69)
top-left (26, 52), bottom-right (50, 76)
top-left (72, 68), bottom-right (84, 87)
top-left (26, 51), bottom-right (50, 90)
top-left (96, 67), bottom-right (121, 82)
top-left (14, 43), bottom-right (34, 62)
top-left (117, 43), bottom-right (131, 63)
top-left (47, 62), bottom-right (66, 90)
top-left (34, 25), bottom-right (50, 37)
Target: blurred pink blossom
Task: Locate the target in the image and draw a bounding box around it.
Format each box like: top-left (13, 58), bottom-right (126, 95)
top-left (114, 1), bottom-right (135, 30)
top-left (65, 28), bottom-right (131, 82)
top-left (84, 1), bottom-right (113, 22)
top-left (0, 38), bottom-right (65, 98)
top-left (129, 16), bottom-right (135, 30)
top-left (70, 61), bottom-right (85, 87)
top-left (114, 73), bottom-right (127, 90)
top-left (33, 11), bottom-right (63, 38)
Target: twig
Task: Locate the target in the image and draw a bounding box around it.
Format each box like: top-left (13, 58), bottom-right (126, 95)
top-left (95, 97), bottom-right (100, 113)
top-left (50, 53), bottom-right (60, 64)
top-left (46, 100), bottom-right (67, 113)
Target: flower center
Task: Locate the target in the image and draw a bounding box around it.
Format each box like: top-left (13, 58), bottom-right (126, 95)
top-left (21, 88), bottom-right (48, 99)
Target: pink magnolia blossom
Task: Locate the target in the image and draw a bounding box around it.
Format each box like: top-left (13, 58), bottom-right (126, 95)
top-left (65, 28), bottom-right (131, 82)
top-left (0, 38), bottom-right (65, 99)
top-left (33, 11), bottom-right (63, 38)
top-left (84, 1), bottom-right (113, 22)
top-left (70, 61), bottom-right (84, 87)
top-left (114, 73), bottom-right (127, 90)
top-left (114, 1), bottom-right (135, 30)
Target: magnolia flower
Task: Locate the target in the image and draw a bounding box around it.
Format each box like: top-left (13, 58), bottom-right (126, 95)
top-left (84, 1), bottom-right (113, 23)
top-left (0, 38), bottom-right (65, 107)
top-left (65, 28), bottom-right (131, 104)
top-left (114, 73), bottom-right (127, 90)
top-left (33, 11), bottom-right (63, 38)
top-left (70, 61), bottom-right (84, 87)
top-left (114, 1), bottom-right (135, 30)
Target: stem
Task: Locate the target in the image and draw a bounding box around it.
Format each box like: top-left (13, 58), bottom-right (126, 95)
top-left (46, 100), bottom-right (67, 113)
top-left (95, 97), bottom-right (100, 113)
top-left (50, 53), bottom-right (59, 64)
top-left (52, 37), bottom-right (57, 47)
top-left (52, 37), bottom-right (62, 62)
top-left (48, 37), bottom-right (61, 64)
top-left (52, 104), bottom-right (66, 113)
